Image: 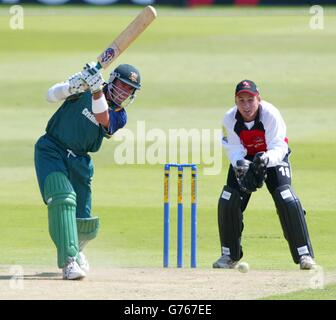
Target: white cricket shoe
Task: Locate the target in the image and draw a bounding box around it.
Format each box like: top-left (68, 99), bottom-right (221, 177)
top-left (299, 255), bottom-right (317, 270)
top-left (78, 252), bottom-right (90, 273)
top-left (62, 257), bottom-right (86, 280)
top-left (213, 255), bottom-right (238, 269)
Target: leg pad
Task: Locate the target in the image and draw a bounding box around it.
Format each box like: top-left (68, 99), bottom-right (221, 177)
top-left (44, 172), bottom-right (80, 268)
top-left (76, 217), bottom-right (100, 251)
top-left (272, 185), bottom-right (314, 263)
top-left (217, 186), bottom-right (243, 261)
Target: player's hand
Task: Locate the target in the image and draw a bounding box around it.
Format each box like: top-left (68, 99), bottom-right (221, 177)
top-left (82, 62), bottom-right (104, 94)
top-left (234, 160), bottom-right (258, 193)
top-left (234, 154), bottom-right (268, 193)
top-left (68, 72), bottom-right (89, 94)
top-left (251, 152), bottom-right (269, 188)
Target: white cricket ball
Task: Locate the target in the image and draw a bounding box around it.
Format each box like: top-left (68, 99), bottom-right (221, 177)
top-left (237, 262), bottom-right (250, 273)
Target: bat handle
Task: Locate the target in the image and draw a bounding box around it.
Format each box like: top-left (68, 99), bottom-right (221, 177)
top-left (96, 62), bottom-right (102, 70)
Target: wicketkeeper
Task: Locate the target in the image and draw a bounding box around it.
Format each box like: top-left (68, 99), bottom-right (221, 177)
top-left (34, 63), bottom-right (141, 280)
top-left (213, 80), bottom-right (316, 270)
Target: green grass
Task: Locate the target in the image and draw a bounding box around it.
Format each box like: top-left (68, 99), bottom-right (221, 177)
top-left (0, 5), bottom-right (335, 299)
top-left (262, 284), bottom-right (336, 300)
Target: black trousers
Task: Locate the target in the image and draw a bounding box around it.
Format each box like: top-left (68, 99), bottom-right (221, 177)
top-left (217, 152), bottom-right (314, 263)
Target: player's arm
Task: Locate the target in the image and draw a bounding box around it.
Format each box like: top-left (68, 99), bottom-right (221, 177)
top-left (103, 107), bottom-right (127, 138)
top-left (92, 90), bottom-right (110, 128)
top-left (46, 82), bottom-right (71, 102)
top-left (82, 62), bottom-right (127, 133)
top-left (81, 62), bottom-right (110, 128)
top-left (222, 114), bottom-right (247, 167)
top-left (263, 106), bottom-right (288, 167)
top-left (46, 72), bottom-right (88, 103)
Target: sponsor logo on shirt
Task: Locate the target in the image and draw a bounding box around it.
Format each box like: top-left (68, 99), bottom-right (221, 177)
top-left (253, 136), bottom-right (265, 148)
top-left (82, 108), bottom-right (99, 126)
top-left (222, 125), bottom-right (228, 143)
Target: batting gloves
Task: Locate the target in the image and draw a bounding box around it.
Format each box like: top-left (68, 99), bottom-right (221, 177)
top-left (82, 62), bottom-right (105, 94)
top-left (68, 72), bottom-right (89, 95)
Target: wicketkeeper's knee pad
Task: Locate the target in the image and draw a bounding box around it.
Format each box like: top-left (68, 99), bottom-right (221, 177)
top-left (44, 172), bottom-right (80, 268)
top-left (272, 185), bottom-right (314, 263)
top-left (76, 217), bottom-right (100, 251)
top-left (217, 186), bottom-right (243, 261)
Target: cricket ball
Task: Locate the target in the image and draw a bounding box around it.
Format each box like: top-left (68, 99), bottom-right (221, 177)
top-left (237, 262), bottom-right (249, 273)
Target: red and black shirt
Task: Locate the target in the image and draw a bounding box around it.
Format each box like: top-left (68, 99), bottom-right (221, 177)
top-left (222, 100), bottom-right (288, 167)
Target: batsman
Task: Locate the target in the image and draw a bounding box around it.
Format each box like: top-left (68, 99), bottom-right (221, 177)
top-left (34, 62), bottom-right (141, 280)
top-left (213, 80), bottom-right (316, 270)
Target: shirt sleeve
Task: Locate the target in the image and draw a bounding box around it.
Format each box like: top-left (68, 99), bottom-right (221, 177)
top-left (46, 82), bottom-right (71, 103)
top-left (222, 113), bottom-right (247, 167)
top-left (101, 109), bottom-right (127, 139)
top-left (262, 105), bottom-right (288, 167)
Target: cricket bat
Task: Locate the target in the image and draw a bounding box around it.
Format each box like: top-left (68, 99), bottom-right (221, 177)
top-left (96, 6), bottom-right (157, 70)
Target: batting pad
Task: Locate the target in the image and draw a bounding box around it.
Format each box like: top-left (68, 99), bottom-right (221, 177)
top-left (44, 172), bottom-right (80, 268)
top-left (76, 217), bottom-right (100, 251)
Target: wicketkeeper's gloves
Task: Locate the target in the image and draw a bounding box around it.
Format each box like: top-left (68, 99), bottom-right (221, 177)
top-left (234, 152), bottom-right (269, 194)
top-left (251, 152), bottom-right (269, 188)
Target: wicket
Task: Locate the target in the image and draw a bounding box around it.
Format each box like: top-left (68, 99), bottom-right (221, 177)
top-left (163, 163), bottom-right (197, 268)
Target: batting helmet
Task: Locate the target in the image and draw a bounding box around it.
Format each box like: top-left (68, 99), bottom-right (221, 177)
top-left (107, 64), bottom-right (141, 108)
top-left (109, 64), bottom-right (141, 90)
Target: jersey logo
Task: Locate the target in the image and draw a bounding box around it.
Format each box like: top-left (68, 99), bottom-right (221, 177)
top-left (222, 125), bottom-right (228, 143)
top-left (239, 129), bottom-right (267, 155)
top-left (82, 108), bottom-right (99, 126)
top-left (253, 136), bottom-right (265, 148)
